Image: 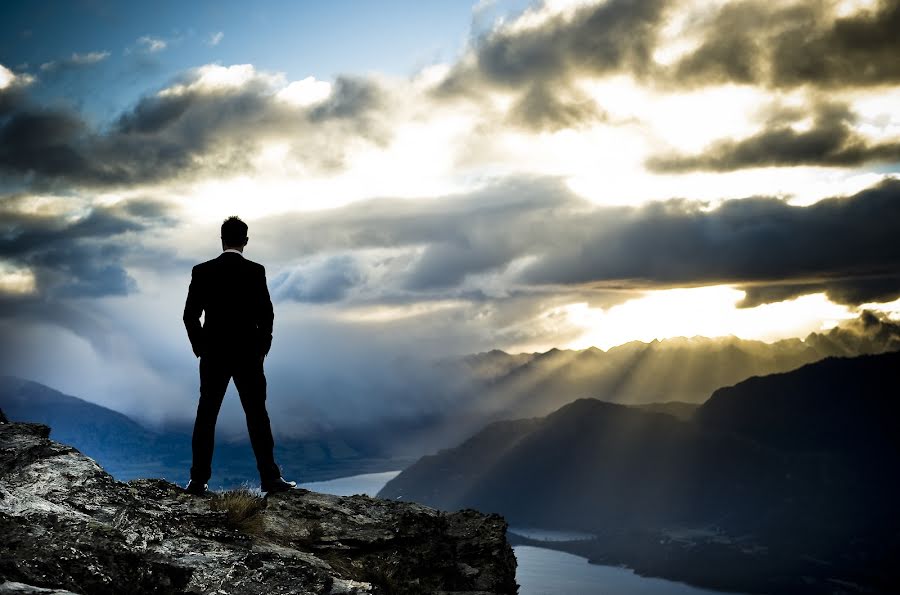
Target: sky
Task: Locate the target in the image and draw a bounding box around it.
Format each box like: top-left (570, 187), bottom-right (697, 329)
top-left (1, 0), bottom-right (899, 431)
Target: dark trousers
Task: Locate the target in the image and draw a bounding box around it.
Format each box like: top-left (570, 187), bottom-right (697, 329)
top-left (190, 353), bottom-right (281, 483)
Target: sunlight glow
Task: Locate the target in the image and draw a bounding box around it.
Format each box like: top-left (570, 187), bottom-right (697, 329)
top-left (582, 78), bottom-right (767, 151)
top-left (848, 88), bottom-right (900, 141)
top-left (500, 0), bottom-right (599, 35)
top-left (859, 296), bottom-right (900, 319)
top-left (0, 263), bottom-right (37, 295)
top-left (559, 286), bottom-right (857, 350)
top-left (834, 0), bottom-right (880, 17)
top-left (0, 63), bottom-right (33, 89)
top-left (276, 76), bottom-right (332, 107)
top-left (178, 111), bottom-right (479, 222)
top-left (0, 64), bottom-right (15, 89)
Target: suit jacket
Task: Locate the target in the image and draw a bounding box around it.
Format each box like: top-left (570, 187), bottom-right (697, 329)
top-left (183, 252), bottom-right (274, 358)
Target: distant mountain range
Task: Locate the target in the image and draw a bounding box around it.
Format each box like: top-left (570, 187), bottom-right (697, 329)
top-left (380, 351), bottom-right (900, 594)
top-left (443, 311), bottom-right (900, 422)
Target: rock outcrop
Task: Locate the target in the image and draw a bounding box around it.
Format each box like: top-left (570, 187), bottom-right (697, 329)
top-left (0, 413), bottom-right (517, 595)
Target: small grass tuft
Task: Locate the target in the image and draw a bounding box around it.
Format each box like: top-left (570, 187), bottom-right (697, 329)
top-left (210, 485), bottom-right (267, 537)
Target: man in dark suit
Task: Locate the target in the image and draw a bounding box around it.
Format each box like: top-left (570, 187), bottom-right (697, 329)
top-left (183, 216), bottom-right (295, 495)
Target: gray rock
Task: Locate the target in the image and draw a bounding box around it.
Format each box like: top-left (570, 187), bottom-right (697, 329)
top-left (0, 582), bottom-right (80, 594)
top-left (0, 420), bottom-right (517, 595)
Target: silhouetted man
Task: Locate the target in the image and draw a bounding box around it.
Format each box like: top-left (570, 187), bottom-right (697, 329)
top-left (183, 216), bottom-right (295, 495)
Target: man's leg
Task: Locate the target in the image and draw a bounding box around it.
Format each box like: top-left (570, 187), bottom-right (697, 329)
top-left (191, 355), bottom-right (230, 483)
top-left (233, 357), bottom-right (281, 481)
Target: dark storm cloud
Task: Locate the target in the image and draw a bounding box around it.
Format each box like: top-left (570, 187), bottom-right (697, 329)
top-left (308, 76), bottom-right (385, 122)
top-left (0, 107), bottom-right (98, 183)
top-left (436, 0), bottom-right (667, 130)
top-left (506, 83), bottom-right (606, 131)
top-left (739, 275), bottom-right (900, 308)
top-left (647, 101), bottom-right (900, 172)
top-left (515, 180), bottom-right (900, 306)
top-left (0, 197), bottom-right (172, 300)
top-left (448, 0), bottom-right (666, 88)
top-left (0, 69), bottom-right (391, 190)
top-left (257, 177), bottom-right (900, 307)
top-left (0, 80), bottom-right (28, 115)
top-left (432, 0), bottom-right (900, 133)
top-left (672, 0), bottom-right (900, 88)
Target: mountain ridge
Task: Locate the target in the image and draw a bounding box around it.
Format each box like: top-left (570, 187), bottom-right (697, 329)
top-left (445, 312), bottom-right (900, 423)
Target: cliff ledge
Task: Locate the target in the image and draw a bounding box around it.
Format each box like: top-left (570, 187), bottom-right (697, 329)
top-left (0, 412), bottom-right (517, 595)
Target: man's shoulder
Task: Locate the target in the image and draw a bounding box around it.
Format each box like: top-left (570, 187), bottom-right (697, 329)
top-left (243, 258), bottom-right (266, 274)
top-left (192, 258), bottom-right (219, 273)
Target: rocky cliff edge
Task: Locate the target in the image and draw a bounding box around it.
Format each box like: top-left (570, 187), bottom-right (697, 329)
top-left (0, 411), bottom-right (517, 595)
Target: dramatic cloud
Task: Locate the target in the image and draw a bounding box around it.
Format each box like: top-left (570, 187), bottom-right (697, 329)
top-left (270, 254), bottom-right (367, 303)
top-left (437, 0), bottom-right (667, 130)
top-left (647, 101), bottom-right (900, 171)
top-left (672, 0), bottom-right (900, 88)
top-left (249, 177), bottom-right (900, 308)
top-left (738, 276), bottom-right (900, 309)
top-left (514, 179), bottom-right (900, 306)
top-left (443, 0), bottom-right (666, 89)
top-left (0, 196), bottom-right (172, 301)
top-left (431, 0), bottom-right (900, 135)
top-left (0, 65), bottom-right (391, 189)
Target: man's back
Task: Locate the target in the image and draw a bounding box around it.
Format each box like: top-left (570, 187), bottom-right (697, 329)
top-left (183, 252), bottom-right (274, 358)
top-left (182, 216), bottom-right (293, 495)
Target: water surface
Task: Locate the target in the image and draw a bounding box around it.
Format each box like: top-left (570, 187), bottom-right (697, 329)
top-left (300, 470), bottom-right (401, 497)
top-left (514, 545), bottom-right (734, 595)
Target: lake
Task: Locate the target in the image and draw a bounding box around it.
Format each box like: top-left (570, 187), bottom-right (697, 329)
top-left (300, 470), bottom-right (401, 496)
top-left (304, 471), bottom-right (740, 595)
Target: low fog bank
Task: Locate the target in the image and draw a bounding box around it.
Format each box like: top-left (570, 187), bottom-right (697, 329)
top-left (2, 301), bottom-right (897, 458)
top-left (152, 309), bottom-right (900, 456)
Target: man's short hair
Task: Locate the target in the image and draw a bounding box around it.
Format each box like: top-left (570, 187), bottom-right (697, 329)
top-left (221, 216), bottom-right (248, 247)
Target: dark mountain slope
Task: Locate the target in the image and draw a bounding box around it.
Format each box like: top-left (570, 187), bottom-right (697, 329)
top-left (382, 398), bottom-right (784, 531)
top-left (697, 351), bottom-right (900, 452)
top-left (0, 376), bottom-right (162, 463)
top-left (381, 351), bottom-right (900, 594)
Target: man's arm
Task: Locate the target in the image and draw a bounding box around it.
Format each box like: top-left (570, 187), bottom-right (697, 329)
top-left (183, 266), bottom-right (205, 358)
top-left (257, 265), bottom-right (274, 357)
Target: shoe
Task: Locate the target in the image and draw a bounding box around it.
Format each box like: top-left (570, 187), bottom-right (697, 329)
top-left (261, 476), bottom-right (297, 493)
top-left (185, 480), bottom-right (209, 496)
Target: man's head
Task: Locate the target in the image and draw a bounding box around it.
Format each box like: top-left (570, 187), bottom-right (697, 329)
top-left (221, 216), bottom-right (249, 251)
